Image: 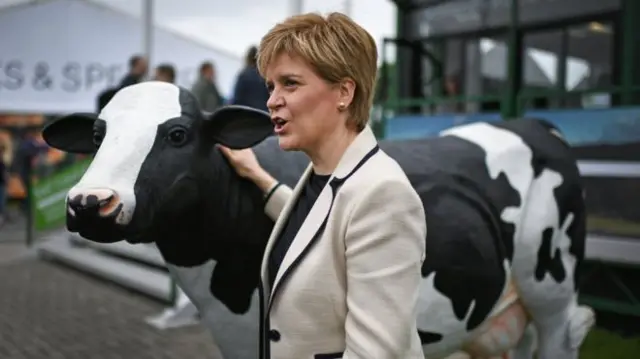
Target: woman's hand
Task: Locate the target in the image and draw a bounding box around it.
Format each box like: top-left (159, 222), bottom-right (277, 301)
top-left (218, 145), bottom-right (278, 193)
top-left (217, 145), bottom-right (261, 179)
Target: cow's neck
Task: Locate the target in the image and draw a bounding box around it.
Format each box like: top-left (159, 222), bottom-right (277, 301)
top-left (177, 149), bottom-right (274, 314)
top-left (175, 139), bottom-right (311, 314)
top-left (198, 149), bottom-right (275, 261)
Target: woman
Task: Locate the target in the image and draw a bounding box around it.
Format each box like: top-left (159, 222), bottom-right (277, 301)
top-left (219, 12), bottom-right (427, 359)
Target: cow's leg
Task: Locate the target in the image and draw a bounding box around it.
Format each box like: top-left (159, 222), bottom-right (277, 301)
top-left (463, 293), bottom-right (529, 359)
top-left (511, 168), bottom-right (595, 359)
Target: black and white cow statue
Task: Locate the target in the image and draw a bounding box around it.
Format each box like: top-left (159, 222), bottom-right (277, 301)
top-left (42, 82), bottom-right (595, 359)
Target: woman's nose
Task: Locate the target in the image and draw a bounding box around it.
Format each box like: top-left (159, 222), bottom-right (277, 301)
top-left (267, 91), bottom-right (283, 111)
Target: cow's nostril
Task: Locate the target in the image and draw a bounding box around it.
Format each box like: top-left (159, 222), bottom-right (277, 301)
top-left (67, 189), bottom-right (122, 218)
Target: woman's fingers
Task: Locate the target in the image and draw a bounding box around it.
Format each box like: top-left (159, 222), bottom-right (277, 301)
top-left (217, 144), bottom-right (235, 160)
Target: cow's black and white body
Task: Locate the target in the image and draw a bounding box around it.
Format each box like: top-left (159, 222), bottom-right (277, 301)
top-left (42, 82), bottom-right (595, 359)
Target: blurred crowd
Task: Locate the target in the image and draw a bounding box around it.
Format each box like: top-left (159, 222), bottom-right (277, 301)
top-left (97, 45), bottom-right (270, 113)
top-left (0, 45), bottom-right (271, 228)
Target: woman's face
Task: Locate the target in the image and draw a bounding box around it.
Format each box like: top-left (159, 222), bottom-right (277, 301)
top-left (264, 54), bottom-right (346, 152)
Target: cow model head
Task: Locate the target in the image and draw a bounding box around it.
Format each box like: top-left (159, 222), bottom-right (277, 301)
top-left (42, 81), bottom-right (274, 254)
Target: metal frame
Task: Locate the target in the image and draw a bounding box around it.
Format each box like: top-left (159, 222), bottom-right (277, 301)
top-left (580, 234), bottom-right (640, 317)
top-left (578, 161), bottom-right (640, 317)
top-left (390, 0), bottom-right (625, 116)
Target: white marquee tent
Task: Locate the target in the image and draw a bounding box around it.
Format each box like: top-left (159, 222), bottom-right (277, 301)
top-left (0, 0), bottom-right (243, 113)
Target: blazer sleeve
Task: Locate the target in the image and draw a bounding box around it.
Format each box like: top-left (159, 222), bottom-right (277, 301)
top-left (264, 182), bottom-right (293, 221)
top-left (342, 178), bottom-right (427, 359)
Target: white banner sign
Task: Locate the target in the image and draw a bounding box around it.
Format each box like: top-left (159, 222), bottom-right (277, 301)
top-left (0, 0), bottom-right (242, 114)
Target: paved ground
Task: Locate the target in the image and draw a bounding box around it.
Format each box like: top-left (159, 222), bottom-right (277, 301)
top-left (1, 210), bottom-right (29, 242)
top-left (0, 211), bottom-right (43, 264)
top-left (0, 257), bottom-right (222, 359)
top-left (0, 211), bottom-right (222, 359)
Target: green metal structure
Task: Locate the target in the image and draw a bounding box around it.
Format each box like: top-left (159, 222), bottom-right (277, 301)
top-left (381, 0), bottom-right (640, 317)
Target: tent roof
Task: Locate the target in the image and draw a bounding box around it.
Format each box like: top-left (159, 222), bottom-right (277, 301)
top-left (0, 0), bottom-right (240, 61)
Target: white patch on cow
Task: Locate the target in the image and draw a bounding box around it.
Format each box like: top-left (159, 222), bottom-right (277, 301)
top-left (68, 82), bottom-right (182, 225)
top-left (513, 168), bottom-right (576, 313)
top-left (440, 123), bottom-right (533, 250)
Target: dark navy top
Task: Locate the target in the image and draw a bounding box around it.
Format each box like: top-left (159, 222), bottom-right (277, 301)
top-left (268, 172), bottom-right (330, 287)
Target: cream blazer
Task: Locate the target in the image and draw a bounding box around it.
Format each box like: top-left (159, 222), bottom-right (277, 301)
top-left (258, 127), bottom-right (427, 359)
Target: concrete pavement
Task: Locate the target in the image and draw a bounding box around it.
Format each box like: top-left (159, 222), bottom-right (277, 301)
top-left (0, 258), bottom-right (222, 358)
top-left (0, 211), bottom-right (223, 358)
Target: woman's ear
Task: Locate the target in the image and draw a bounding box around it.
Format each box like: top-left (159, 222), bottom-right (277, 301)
top-left (338, 78), bottom-right (356, 109)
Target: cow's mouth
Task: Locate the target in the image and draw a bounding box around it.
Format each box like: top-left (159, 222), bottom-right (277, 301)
top-left (67, 203), bottom-right (127, 243)
top-left (69, 224), bottom-right (126, 244)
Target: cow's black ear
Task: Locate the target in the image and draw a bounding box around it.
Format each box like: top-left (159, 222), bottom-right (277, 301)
top-left (42, 113), bottom-right (97, 154)
top-left (202, 105), bottom-right (273, 149)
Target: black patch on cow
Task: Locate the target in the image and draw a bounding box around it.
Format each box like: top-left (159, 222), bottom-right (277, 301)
top-left (151, 143), bottom-right (277, 313)
top-left (42, 112), bottom-right (98, 154)
top-left (128, 90), bottom-right (203, 238)
top-left (418, 330), bottom-right (443, 345)
top-left (210, 250), bottom-right (263, 314)
top-left (567, 199), bottom-right (587, 290)
top-left (417, 180), bottom-right (509, 332)
top-left (535, 227), bottom-right (566, 282)
top-left (150, 175), bottom-right (213, 265)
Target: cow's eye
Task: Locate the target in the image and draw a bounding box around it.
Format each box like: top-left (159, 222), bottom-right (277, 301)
top-left (93, 131), bottom-right (104, 147)
top-left (167, 127), bottom-right (188, 147)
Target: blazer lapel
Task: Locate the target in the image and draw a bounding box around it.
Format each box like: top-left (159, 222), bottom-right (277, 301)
top-left (267, 127), bottom-right (379, 309)
top-left (269, 182), bottom-right (333, 304)
top-left (260, 164), bottom-right (312, 294)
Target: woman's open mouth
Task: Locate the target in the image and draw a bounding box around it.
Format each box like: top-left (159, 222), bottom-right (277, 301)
top-left (272, 116), bottom-right (288, 134)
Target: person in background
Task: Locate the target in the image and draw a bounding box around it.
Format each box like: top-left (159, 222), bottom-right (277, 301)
top-left (12, 131), bottom-right (46, 215)
top-left (96, 87), bottom-right (118, 112)
top-left (154, 64), bottom-right (176, 84)
top-left (0, 143), bottom-right (7, 227)
top-left (97, 55), bottom-right (147, 112)
top-left (191, 61), bottom-right (224, 112)
top-left (118, 55), bottom-right (148, 89)
top-left (231, 45), bottom-right (270, 111)
top-left (436, 74), bottom-right (463, 114)
top-left (219, 12), bottom-right (426, 359)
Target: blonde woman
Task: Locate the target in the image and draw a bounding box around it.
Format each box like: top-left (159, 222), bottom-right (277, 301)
top-left (220, 13), bottom-right (426, 359)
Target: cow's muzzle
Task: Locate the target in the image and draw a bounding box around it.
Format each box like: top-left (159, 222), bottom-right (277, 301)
top-left (66, 188), bottom-right (125, 243)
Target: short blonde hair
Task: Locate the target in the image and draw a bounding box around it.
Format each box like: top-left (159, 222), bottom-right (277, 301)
top-left (257, 12), bottom-right (378, 131)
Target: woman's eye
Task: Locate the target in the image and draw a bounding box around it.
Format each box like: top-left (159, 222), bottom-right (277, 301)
top-left (167, 128), bottom-right (188, 147)
top-left (284, 80), bottom-right (297, 87)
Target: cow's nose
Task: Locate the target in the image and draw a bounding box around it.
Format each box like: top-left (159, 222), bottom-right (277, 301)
top-left (67, 188), bottom-right (123, 219)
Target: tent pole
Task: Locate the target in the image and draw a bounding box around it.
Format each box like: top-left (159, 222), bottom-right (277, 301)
top-left (289, 0), bottom-right (303, 15)
top-left (343, 0), bottom-right (352, 16)
top-left (142, 0), bottom-right (153, 75)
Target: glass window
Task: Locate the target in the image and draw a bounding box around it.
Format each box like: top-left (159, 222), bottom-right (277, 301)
top-left (565, 21), bottom-right (614, 108)
top-left (437, 38), bottom-right (465, 114)
top-left (461, 35), bottom-right (507, 113)
top-left (520, 29), bottom-right (564, 110)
